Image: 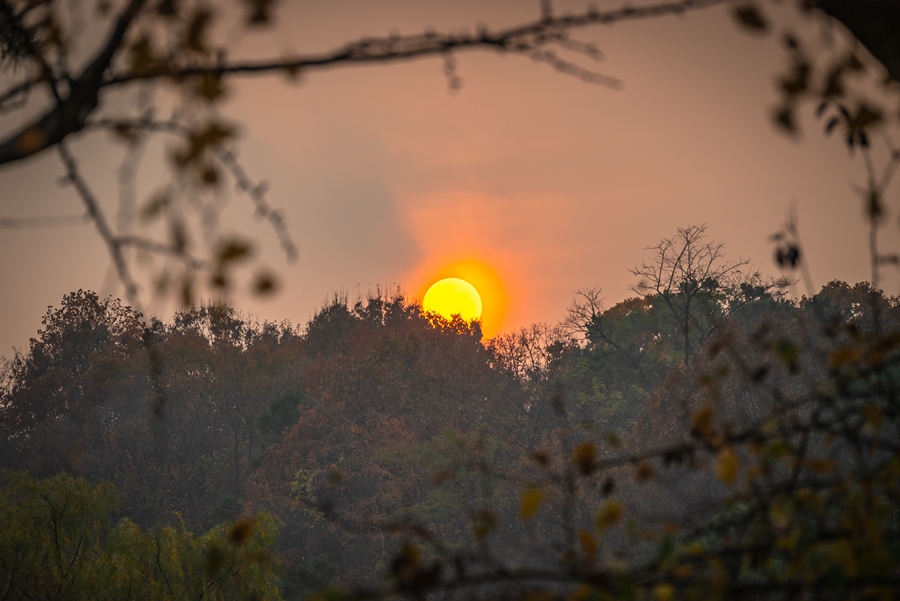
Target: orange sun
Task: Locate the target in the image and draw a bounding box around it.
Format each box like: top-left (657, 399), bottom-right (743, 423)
top-left (422, 278), bottom-right (483, 323)
top-left (415, 259), bottom-right (508, 338)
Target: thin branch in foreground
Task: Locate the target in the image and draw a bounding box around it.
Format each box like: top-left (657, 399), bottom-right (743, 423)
top-left (0, 213), bottom-right (89, 228)
top-left (115, 235), bottom-right (206, 270)
top-left (101, 0), bottom-right (731, 88)
top-left (84, 116), bottom-right (298, 264)
top-left (0, 0), bottom-right (732, 166)
top-left (56, 141), bottom-right (141, 311)
top-left (214, 147), bottom-right (298, 262)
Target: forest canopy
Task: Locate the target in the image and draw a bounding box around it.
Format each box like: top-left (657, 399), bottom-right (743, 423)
top-left (3, 244), bottom-right (900, 599)
top-left (3, 1), bottom-right (900, 600)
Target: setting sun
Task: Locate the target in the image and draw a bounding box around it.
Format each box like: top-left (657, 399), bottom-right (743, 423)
top-left (422, 278), bottom-right (483, 323)
top-left (413, 259), bottom-right (509, 337)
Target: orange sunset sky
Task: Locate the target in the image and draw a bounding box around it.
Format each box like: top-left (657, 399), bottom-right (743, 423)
top-left (1, 0), bottom-right (898, 353)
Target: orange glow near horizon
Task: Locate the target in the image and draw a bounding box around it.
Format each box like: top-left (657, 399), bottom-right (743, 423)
top-left (414, 259), bottom-right (509, 338)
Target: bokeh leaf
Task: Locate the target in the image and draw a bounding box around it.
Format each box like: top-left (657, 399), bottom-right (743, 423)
top-left (520, 487), bottom-right (544, 521)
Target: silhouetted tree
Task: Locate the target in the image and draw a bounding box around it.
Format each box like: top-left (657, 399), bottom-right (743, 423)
top-left (629, 225), bottom-right (760, 365)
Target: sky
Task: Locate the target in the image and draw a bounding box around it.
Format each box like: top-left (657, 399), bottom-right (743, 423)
top-left (1, 0), bottom-right (898, 354)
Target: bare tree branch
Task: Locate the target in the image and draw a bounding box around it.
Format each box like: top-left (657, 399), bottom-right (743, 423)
top-left (0, 213), bottom-right (89, 228)
top-left (83, 115), bottom-right (297, 265)
top-left (630, 225), bottom-right (752, 364)
top-left (57, 141), bottom-right (141, 309)
top-left (0, 0), bottom-right (732, 167)
top-left (0, 0), bottom-right (146, 165)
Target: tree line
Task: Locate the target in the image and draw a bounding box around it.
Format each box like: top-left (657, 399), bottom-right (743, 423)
top-left (3, 227), bottom-right (900, 599)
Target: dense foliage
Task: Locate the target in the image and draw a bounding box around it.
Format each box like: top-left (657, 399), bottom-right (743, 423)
top-left (0, 471), bottom-right (281, 600)
top-left (1, 0), bottom-right (898, 598)
top-left (4, 268), bottom-right (900, 599)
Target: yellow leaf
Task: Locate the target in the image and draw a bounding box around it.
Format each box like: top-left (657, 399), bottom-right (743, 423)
top-left (690, 407), bottom-right (715, 439)
top-left (577, 529), bottom-right (597, 560)
top-left (595, 500), bottom-right (623, 532)
top-left (715, 447), bottom-right (739, 486)
top-left (17, 126), bottom-right (45, 154)
top-left (571, 442), bottom-right (597, 476)
top-left (519, 487), bottom-right (544, 522)
top-left (654, 583), bottom-right (674, 601)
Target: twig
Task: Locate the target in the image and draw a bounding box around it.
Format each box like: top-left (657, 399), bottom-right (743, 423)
top-left (0, 213), bottom-right (89, 228)
top-left (57, 141), bottom-right (141, 311)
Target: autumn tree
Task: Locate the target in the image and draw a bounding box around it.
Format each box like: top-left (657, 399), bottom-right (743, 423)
top-left (244, 292), bottom-right (536, 595)
top-left (2, 1), bottom-right (900, 599)
top-left (0, 293), bottom-right (308, 528)
top-left (280, 285), bottom-right (900, 601)
top-left (0, 289), bottom-right (145, 432)
top-left (628, 225), bottom-right (769, 366)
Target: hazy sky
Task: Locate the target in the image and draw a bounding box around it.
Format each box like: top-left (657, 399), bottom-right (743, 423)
top-left (1, 1), bottom-right (898, 354)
